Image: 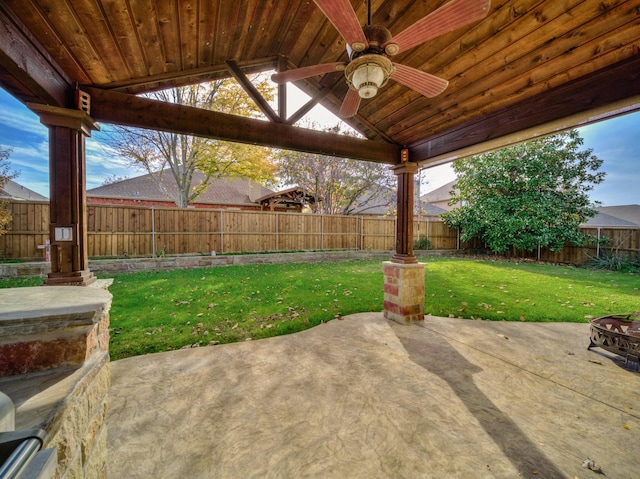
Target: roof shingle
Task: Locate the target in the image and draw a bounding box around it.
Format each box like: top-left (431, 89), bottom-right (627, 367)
top-left (87, 171), bottom-right (274, 206)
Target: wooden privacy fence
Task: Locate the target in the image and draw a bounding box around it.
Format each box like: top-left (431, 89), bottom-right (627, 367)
top-left (0, 201), bottom-right (465, 260)
top-left (1, 201), bottom-right (637, 263)
top-left (530, 226), bottom-right (640, 264)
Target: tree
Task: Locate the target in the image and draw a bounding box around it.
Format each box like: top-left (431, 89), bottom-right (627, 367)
top-left (102, 174), bottom-right (129, 186)
top-left (109, 78), bottom-right (276, 207)
top-left (0, 146), bottom-right (19, 236)
top-left (276, 125), bottom-right (395, 215)
top-left (441, 130), bottom-right (605, 254)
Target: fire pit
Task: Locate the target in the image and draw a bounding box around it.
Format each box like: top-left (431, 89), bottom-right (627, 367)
top-left (589, 313), bottom-right (640, 372)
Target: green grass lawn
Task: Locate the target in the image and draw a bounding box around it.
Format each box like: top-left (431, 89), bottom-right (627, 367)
top-left (423, 257), bottom-right (639, 322)
top-left (1, 257), bottom-right (638, 360)
top-left (105, 261), bottom-right (385, 359)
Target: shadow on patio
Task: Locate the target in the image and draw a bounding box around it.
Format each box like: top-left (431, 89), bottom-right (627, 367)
top-left (107, 313), bottom-right (639, 478)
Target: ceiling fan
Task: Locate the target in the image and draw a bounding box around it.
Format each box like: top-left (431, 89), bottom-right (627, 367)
top-left (272, 0), bottom-right (491, 118)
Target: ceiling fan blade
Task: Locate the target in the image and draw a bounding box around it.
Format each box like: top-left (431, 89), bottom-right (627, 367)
top-left (271, 63), bottom-right (346, 83)
top-left (390, 63), bottom-right (449, 98)
top-left (313, 0), bottom-right (368, 51)
top-left (338, 88), bottom-right (362, 118)
top-left (384, 0), bottom-right (491, 55)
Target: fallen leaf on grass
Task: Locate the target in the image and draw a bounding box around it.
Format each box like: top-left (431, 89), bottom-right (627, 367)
top-left (498, 334), bottom-right (509, 340)
top-left (588, 359), bottom-right (602, 365)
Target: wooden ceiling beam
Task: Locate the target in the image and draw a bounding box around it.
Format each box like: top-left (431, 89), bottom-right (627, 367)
top-left (225, 60), bottom-right (280, 123)
top-left (410, 55), bottom-right (640, 165)
top-left (82, 86), bottom-right (401, 165)
top-left (0, 4), bottom-right (71, 107)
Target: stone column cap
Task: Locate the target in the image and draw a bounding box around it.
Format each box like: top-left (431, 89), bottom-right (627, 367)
top-left (0, 286), bottom-right (112, 334)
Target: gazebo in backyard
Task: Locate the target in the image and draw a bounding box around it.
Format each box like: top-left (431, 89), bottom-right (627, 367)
top-left (1, 1), bottom-right (640, 477)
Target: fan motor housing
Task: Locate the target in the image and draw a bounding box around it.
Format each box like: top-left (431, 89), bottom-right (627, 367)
top-left (348, 24), bottom-right (394, 59)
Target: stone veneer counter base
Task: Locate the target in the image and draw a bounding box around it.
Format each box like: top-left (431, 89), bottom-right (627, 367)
top-left (0, 286), bottom-right (112, 479)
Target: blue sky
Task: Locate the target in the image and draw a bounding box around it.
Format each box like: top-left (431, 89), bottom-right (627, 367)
top-left (0, 86), bottom-right (638, 206)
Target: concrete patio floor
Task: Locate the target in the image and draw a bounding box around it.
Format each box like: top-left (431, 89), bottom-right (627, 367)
top-left (107, 313), bottom-right (640, 478)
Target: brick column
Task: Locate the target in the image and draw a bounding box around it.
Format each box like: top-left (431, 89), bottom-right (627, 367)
top-left (383, 261), bottom-right (425, 323)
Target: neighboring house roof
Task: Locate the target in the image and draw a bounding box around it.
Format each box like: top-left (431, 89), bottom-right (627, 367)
top-left (87, 171), bottom-right (274, 207)
top-left (415, 203), bottom-right (448, 216)
top-left (593, 205), bottom-right (640, 226)
top-left (582, 211), bottom-right (639, 227)
top-left (0, 179), bottom-right (48, 201)
top-left (420, 179), bottom-right (458, 205)
top-left (342, 186), bottom-right (446, 216)
top-left (347, 187), bottom-right (396, 215)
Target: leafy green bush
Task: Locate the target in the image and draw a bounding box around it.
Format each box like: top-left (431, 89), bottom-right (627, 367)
top-left (413, 235), bottom-right (432, 250)
top-left (586, 250), bottom-right (640, 272)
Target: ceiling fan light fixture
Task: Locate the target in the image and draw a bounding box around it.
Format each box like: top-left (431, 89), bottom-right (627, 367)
top-left (345, 54), bottom-right (393, 99)
top-left (353, 63), bottom-right (384, 98)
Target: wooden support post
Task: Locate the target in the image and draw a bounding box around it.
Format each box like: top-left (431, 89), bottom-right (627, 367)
top-left (384, 152), bottom-right (425, 323)
top-left (391, 158), bottom-right (418, 264)
top-left (29, 103), bottom-right (99, 286)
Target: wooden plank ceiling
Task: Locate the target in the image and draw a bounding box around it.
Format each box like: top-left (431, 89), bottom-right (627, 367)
top-left (1, 0), bottom-right (639, 166)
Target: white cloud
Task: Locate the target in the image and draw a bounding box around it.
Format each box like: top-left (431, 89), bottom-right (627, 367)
top-left (0, 105), bottom-right (44, 137)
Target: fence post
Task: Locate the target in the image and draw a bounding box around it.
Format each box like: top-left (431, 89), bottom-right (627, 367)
top-left (220, 210), bottom-right (224, 254)
top-left (393, 217), bottom-right (397, 252)
top-left (276, 212), bottom-right (279, 252)
top-left (597, 227), bottom-right (601, 258)
top-left (321, 214), bottom-right (325, 250)
top-left (457, 228), bottom-right (460, 250)
top-left (426, 218), bottom-right (430, 243)
top-left (151, 206), bottom-right (156, 257)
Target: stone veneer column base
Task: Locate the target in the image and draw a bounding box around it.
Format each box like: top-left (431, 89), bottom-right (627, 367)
top-left (0, 285), bottom-right (112, 479)
top-left (383, 261), bottom-right (426, 324)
